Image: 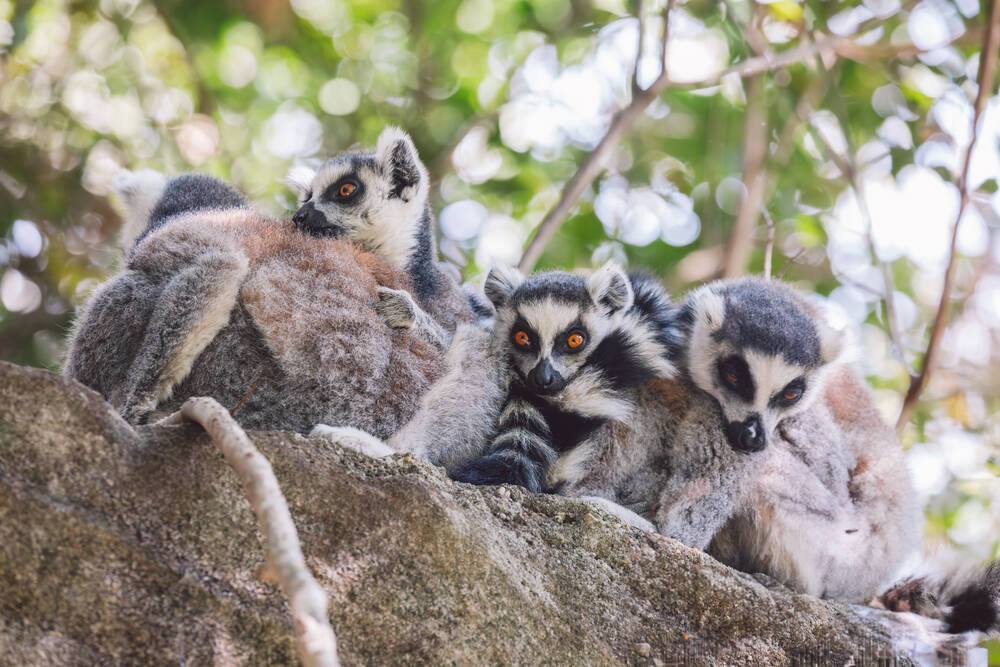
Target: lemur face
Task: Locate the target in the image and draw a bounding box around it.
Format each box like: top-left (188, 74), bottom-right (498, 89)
top-left (484, 263), bottom-right (634, 396)
top-left (289, 127), bottom-right (429, 271)
top-left (685, 278), bottom-right (848, 453)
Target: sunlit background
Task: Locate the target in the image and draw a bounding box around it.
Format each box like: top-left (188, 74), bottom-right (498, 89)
top-left (1, 0), bottom-right (998, 640)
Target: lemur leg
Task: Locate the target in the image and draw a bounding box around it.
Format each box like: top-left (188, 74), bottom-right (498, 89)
top-left (64, 271), bottom-right (157, 407)
top-left (311, 324), bottom-right (503, 469)
top-left (120, 250), bottom-right (248, 423)
top-left (375, 286), bottom-right (451, 351)
top-left (308, 424), bottom-right (395, 458)
top-left (578, 495), bottom-right (655, 532)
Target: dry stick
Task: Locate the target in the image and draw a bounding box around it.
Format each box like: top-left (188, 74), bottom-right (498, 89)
top-left (517, 7), bottom-right (912, 272)
top-left (519, 0), bottom-right (676, 272)
top-left (632, 0), bottom-right (646, 95)
top-left (721, 67), bottom-right (768, 278)
top-left (761, 206), bottom-right (776, 280)
top-left (803, 62), bottom-right (912, 375)
top-left (164, 397), bottom-right (340, 667)
top-left (896, 0), bottom-right (1000, 431)
top-left (774, 246), bottom-right (808, 281)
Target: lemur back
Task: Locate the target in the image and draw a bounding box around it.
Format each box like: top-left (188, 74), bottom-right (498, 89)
top-left (450, 263), bottom-right (679, 493)
top-left (289, 127), bottom-right (477, 332)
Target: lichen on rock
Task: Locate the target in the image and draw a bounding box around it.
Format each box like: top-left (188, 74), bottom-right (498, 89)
top-left (0, 361), bottom-right (939, 665)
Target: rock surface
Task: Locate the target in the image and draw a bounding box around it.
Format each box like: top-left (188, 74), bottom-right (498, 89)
top-left (0, 361), bottom-right (926, 665)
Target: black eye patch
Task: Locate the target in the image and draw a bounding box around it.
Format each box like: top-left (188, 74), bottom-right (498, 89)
top-left (716, 355), bottom-right (754, 403)
top-left (509, 317), bottom-right (539, 353)
top-left (770, 377), bottom-right (806, 408)
top-left (321, 177), bottom-right (363, 204)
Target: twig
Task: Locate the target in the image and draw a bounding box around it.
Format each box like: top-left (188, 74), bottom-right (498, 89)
top-left (802, 89), bottom-right (911, 374)
top-left (517, 6), bottom-right (914, 272)
top-left (762, 206), bottom-right (776, 279)
top-left (632, 0), bottom-right (646, 94)
top-left (722, 5), bottom-right (769, 279)
top-left (774, 246), bottom-right (808, 281)
top-left (518, 0), bottom-right (676, 272)
top-left (897, 0), bottom-right (1000, 431)
top-left (163, 397), bottom-right (340, 667)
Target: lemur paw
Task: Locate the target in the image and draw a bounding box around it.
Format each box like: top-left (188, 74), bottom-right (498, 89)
top-left (580, 495), bottom-right (656, 532)
top-left (375, 287), bottom-right (417, 329)
top-left (309, 424), bottom-right (395, 458)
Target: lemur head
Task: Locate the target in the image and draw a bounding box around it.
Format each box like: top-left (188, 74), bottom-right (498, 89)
top-left (484, 262), bottom-right (635, 396)
top-left (682, 278), bottom-right (849, 454)
top-left (289, 126), bottom-right (430, 271)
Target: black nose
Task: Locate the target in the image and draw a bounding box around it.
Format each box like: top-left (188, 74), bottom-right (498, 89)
top-left (725, 414), bottom-right (766, 452)
top-left (528, 359), bottom-right (565, 394)
top-left (293, 203), bottom-right (343, 237)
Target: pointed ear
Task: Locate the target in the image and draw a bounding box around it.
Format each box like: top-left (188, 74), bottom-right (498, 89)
top-left (689, 286), bottom-right (725, 333)
top-left (376, 126), bottom-right (428, 204)
top-left (484, 264), bottom-right (523, 309)
top-left (285, 164), bottom-right (317, 203)
top-left (817, 319), bottom-right (850, 365)
top-left (587, 261), bottom-right (633, 315)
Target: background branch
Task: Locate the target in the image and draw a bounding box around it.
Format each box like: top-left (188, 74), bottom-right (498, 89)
top-left (518, 5), bottom-right (918, 272)
top-left (896, 0), bottom-right (1000, 431)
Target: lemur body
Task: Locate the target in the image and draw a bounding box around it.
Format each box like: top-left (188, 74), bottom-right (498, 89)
top-left (656, 277), bottom-right (920, 601)
top-left (67, 173), bottom-right (504, 469)
top-left (449, 263), bottom-right (680, 494)
top-left (289, 127), bottom-right (476, 333)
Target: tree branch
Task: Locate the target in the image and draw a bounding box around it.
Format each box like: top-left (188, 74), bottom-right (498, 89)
top-left (517, 5), bottom-right (916, 272)
top-left (632, 0), bottom-right (646, 95)
top-left (163, 397), bottom-right (340, 667)
top-left (721, 5), bottom-right (769, 279)
top-left (518, 0), bottom-right (676, 272)
top-left (896, 0), bottom-right (1000, 431)
top-left (762, 206), bottom-right (775, 280)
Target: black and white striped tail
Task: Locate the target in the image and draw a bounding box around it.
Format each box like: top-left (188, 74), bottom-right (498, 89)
top-left (451, 389), bottom-right (556, 493)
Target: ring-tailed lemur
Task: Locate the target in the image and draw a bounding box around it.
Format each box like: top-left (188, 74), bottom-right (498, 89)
top-left (663, 277), bottom-right (921, 602)
top-left (287, 126), bottom-right (477, 332)
top-left (448, 262), bottom-right (679, 494)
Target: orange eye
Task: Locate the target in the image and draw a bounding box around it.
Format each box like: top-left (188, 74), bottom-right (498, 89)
top-left (567, 333), bottom-right (584, 349)
top-left (338, 181), bottom-right (357, 197)
top-left (784, 390), bottom-right (800, 401)
top-left (726, 372), bottom-right (738, 385)
top-left (514, 331), bottom-right (531, 347)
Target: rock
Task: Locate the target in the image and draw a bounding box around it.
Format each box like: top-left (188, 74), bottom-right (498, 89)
top-left (0, 361), bottom-right (942, 665)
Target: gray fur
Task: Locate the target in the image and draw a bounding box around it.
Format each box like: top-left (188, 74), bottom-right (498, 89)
top-left (673, 277), bottom-right (919, 601)
top-left (290, 126), bottom-right (475, 333)
top-left (66, 179), bottom-right (449, 437)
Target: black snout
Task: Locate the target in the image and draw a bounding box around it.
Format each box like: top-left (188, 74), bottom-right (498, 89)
top-left (725, 414), bottom-right (766, 453)
top-left (527, 359), bottom-right (566, 395)
top-left (292, 203), bottom-right (343, 237)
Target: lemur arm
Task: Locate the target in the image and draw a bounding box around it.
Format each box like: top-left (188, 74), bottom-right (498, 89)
top-left (311, 323), bottom-right (505, 469)
top-left (120, 249), bottom-right (248, 423)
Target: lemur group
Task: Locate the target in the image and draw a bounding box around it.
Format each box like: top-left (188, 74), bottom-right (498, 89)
top-left (66, 127), bottom-right (997, 637)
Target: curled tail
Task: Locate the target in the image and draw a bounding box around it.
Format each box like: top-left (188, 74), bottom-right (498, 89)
top-left (450, 389), bottom-right (556, 493)
top-left (879, 561), bottom-right (1000, 634)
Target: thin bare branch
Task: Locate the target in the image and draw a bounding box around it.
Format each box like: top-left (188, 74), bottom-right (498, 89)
top-left (632, 0), bottom-right (646, 94)
top-left (762, 206), bottom-right (776, 279)
top-left (163, 397), bottom-right (340, 667)
top-left (897, 0), bottom-right (1000, 431)
top-left (803, 99), bottom-right (911, 375)
top-left (774, 246), bottom-right (808, 281)
top-left (519, 0), bottom-right (675, 272)
top-left (517, 4), bottom-right (918, 272)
